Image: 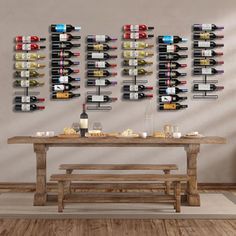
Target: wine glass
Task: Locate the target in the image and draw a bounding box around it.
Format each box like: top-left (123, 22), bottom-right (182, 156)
top-left (93, 122), bottom-right (102, 131)
top-left (71, 122), bottom-right (80, 133)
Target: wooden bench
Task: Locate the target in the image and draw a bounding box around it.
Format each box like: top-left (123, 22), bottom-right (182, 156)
top-left (59, 164), bottom-right (178, 194)
top-left (50, 173), bottom-right (188, 213)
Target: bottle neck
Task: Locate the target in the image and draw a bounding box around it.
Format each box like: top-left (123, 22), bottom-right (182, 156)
top-left (73, 52), bottom-right (80, 56)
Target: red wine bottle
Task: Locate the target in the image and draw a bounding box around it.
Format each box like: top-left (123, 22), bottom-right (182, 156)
top-left (87, 95), bottom-right (117, 103)
top-left (80, 104), bottom-right (88, 137)
top-left (158, 71), bottom-right (187, 78)
top-left (87, 79), bottom-right (117, 86)
top-left (159, 53), bottom-right (188, 61)
top-left (51, 24), bottom-right (81, 32)
top-left (51, 33), bottom-right (81, 42)
top-left (15, 36), bottom-right (46, 43)
top-left (123, 24), bottom-right (154, 31)
top-left (14, 104), bottom-right (45, 112)
top-left (193, 32), bottom-right (224, 40)
top-left (51, 60), bottom-right (80, 67)
top-left (159, 95), bottom-right (187, 103)
top-left (87, 43), bottom-right (117, 51)
top-left (193, 24), bottom-right (224, 31)
top-left (158, 36), bottom-right (187, 44)
top-left (123, 93), bottom-right (153, 100)
top-left (193, 41), bottom-right (224, 48)
top-left (51, 68), bottom-right (80, 76)
top-left (193, 84), bottom-right (224, 91)
top-left (159, 79), bottom-right (187, 86)
top-left (123, 32), bottom-right (154, 39)
top-left (87, 61), bottom-right (117, 69)
top-left (87, 52), bottom-right (117, 60)
top-left (87, 35), bottom-right (117, 43)
top-left (193, 68), bottom-right (224, 75)
top-left (52, 51), bottom-right (80, 59)
top-left (159, 87), bottom-right (188, 95)
top-left (193, 59), bottom-right (224, 66)
top-left (193, 50), bottom-right (223, 57)
top-left (159, 103), bottom-right (188, 110)
top-left (52, 76), bottom-right (80, 84)
top-left (158, 45), bottom-right (188, 52)
top-left (123, 85), bottom-right (153, 92)
top-left (51, 84), bottom-right (80, 92)
top-left (159, 62), bottom-right (187, 70)
top-left (52, 42), bottom-right (80, 50)
top-left (15, 44), bottom-right (46, 51)
top-left (87, 70), bottom-right (117, 78)
top-left (14, 96), bottom-right (45, 103)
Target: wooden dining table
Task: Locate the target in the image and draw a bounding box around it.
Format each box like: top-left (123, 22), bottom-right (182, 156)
top-left (7, 136), bottom-right (226, 207)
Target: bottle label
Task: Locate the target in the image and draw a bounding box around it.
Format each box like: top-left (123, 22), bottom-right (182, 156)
top-left (124, 51), bottom-right (139, 58)
top-left (95, 61), bottom-right (106, 68)
top-left (93, 44), bottom-right (104, 51)
top-left (202, 24), bottom-right (212, 31)
top-left (166, 87), bottom-right (176, 95)
top-left (79, 118), bottom-right (88, 129)
top-left (91, 53), bottom-right (104, 59)
top-left (54, 85), bottom-right (65, 91)
top-left (124, 42), bottom-right (142, 49)
top-left (163, 104), bottom-right (176, 110)
top-left (129, 85), bottom-right (138, 92)
top-left (55, 24), bottom-right (66, 33)
top-left (198, 84), bottom-right (211, 91)
top-left (60, 61), bottom-right (69, 66)
top-left (128, 69), bottom-right (138, 76)
top-left (130, 33), bottom-right (139, 39)
top-left (199, 59), bottom-right (210, 65)
top-left (21, 104), bottom-right (31, 111)
top-left (198, 41), bottom-right (211, 48)
top-left (21, 96), bottom-right (30, 103)
top-left (128, 59), bottom-right (138, 66)
top-left (129, 93), bottom-right (139, 100)
top-left (20, 71), bottom-right (30, 77)
top-left (58, 76), bottom-right (69, 83)
top-left (20, 80), bottom-right (30, 87)
top-left (59, 34), bottom-right (68, 41)
top-left (160, 96), bottom-right (172, 102)
top-left (202, 50), bottom-right (212, 57)
top-left (22, 44), bottom-right (31, 51)
top-left (130, 25), bottom-right (139, 31)
top-left (21, 53), bottom-right (32, 60)
top-left (199, 33), bottom-right (210, 40)
top-left (95, 35), bottom-right (106, 42)
top-left (162, 36), bottom-right (173, 44)
top-left (56, 92), bottom-right (69, 98)
top-left (166, 45), bottom-right (175, 52)
top-left (92, 95), bottom-right (104, 102)
top-left (19, 62), bottom-right (32, 69)
top-left (22, 36), bottom-right (31, 43)
top-left (95, 79), bottom-right (106, 86)
top-left (93, 70), bottom-right (104, 77)
top-left (202, 68), bottom-right (212, 74)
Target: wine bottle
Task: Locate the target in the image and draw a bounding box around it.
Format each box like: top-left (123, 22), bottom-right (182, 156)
top-left (123, 42), bottom-right (153, 49)
top-left (123, 51), bottom-right (154, 59)
top-left (158, 45), bottom-right (188, 52)
top-left (51, 60), bottom-right (80, 67)
top-left (159, 95), bottom-right (187, 103)
top-left (14, 96), bottom-right (45, 103)
top-left (123, 24), bottom-right (154, 31)
top-left (193, 68), bottom-right (224, 75)
top-left (51, 24), bottom-right (81, 32)
top-left (15, 36), bottom-right (46, 43)
top-left (52, 42), bottom-right (80, 50)
top-left (87, 79), bottom-right (117, 87)
top-left (158, 79), bottom-right (187, 87)
top-left (51, 92), bottom-right (80, 99)
top-left (14, 104), bottom-right (45, 112)
top-left (51, 33), bottom-right (81, 42)
top-left (14, 80), bottom-right (44, 88)
top-left (15, 53), bottom-right (45, 61)
top-left (193, 32), bottom-right (224, 40)
top-left (123, 93), bottom-right (153, 100)
top-left (51, 68), bottom-right (80, 76)
top-left (123, 85), bottom-right (153, 92)
top-left (15, 70), bottom-right (44, 78)
top-left (80, 104), bottom-right (88, 137)
top-left (159, 87), bottom-right (188, 95)
top-left (87, 35), bottom-right (117, 43)
top-left (87, 43), bottom-right (117, 51)
top-left (158, 71), bottom-right (187, 78)
top-left (159, 62), bottom-right (187, 70)
top-left (158, 36), bottom-right (188, 44)
top-left (51, 51), bottom-right (80, 59)
top-left (193, 84), bottom-right (224, 91)
top-left (123, 68), bottom-right (152, 76)
top-left (86, 95), bottom-right (117, 103)
top-left (51, 84), bottom-right (80, 92)
top-left (193, 41), bottom-right (224, 48)
top-left (15, 62), bottom-right (45, 70)
top-left (87, 70), bottom-right (117, 77)
top-left (52, 76), bottom-right (80, 84)
top-left (159, 53), bottom-right (188, 61)
top-left (87, 52), bottom-right (117, 60)
top-left (15, 44), bottom-right (46, 51)
top-left (123, 59), bottom-right (153, 67)
top-left (123, 32), bottom-right (154, 39)
top-left (87, 61), bottom-right (117, 69)
top-left (193, 50), bottom-right (223, 57)
top-left (193, 24), bottom-right (224, 31)
top-left (159, 103), bottom-right (188, 110)
top-left (193, 59), bottom-right (224, 66)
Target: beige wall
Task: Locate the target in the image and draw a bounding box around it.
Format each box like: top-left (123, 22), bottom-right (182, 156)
top-left (0, 0), bottom-right (235, 183)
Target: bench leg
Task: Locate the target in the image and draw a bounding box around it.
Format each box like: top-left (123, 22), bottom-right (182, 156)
top-left (58, 181), bottom-right (64, 213)
top-left (163, 169), bottom-right (171, 194)
top-left (65, 169), bottom-right (73, 194)
top-left (174, 181), bottom-right (181, 213)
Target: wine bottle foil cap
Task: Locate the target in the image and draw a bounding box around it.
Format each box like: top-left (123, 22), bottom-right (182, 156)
top-left (182, 38), bottom-right (188, 42)
top-left (74, 26), bottom-right (81, 31)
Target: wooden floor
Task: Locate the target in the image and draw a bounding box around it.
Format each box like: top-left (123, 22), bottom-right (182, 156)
top-left (0, 219), bottom-right (235, 236)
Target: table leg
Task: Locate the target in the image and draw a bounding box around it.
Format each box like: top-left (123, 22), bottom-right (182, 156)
top-left (33, 144), bottom-right (48, 206)
top-left (185, 144), bottom-right (200, 206)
